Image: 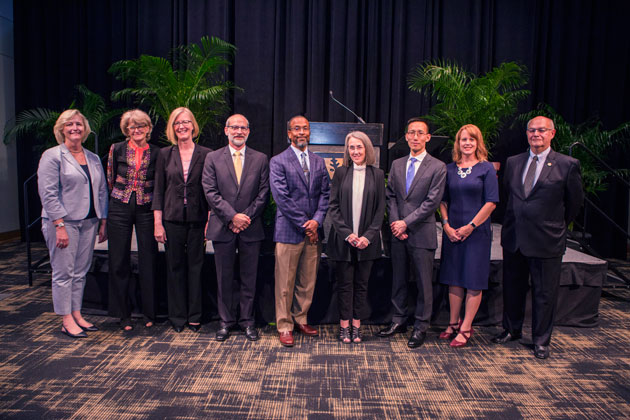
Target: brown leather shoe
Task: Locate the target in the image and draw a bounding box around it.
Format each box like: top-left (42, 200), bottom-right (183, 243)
top-left (295, 323), bottom-right (319, 336)
top-left (279, 331), bottom-right (294, 347)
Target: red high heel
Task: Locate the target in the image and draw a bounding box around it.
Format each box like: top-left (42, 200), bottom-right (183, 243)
top-left (450, 329), bottom-right (474, 348)
top-left (439, 320), bottom-right (461, 340)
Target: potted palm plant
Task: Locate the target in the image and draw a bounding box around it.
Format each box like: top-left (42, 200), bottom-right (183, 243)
top-left (109, 36), bottom-right (238, 144)
top-left (3, 85), bottom-right (124, 156)
top-left (408, 60), bottom-right (530, 158)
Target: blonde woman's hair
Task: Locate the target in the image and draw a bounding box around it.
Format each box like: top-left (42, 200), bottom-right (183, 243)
top-left (452, 124), bottom-right (488, 163)
top-left (53, 109), bottom-right (91, 144)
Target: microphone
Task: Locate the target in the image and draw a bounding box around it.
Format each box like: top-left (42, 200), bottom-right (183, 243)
top-left (329, 90), bottom-right (366, 124)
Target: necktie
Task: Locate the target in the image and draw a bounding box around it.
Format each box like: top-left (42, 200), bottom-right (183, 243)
top-left (523, 155), bottom-right (538, 197)
top-left (234, 151), bottom-right (242, 184)
top-left (406, 157), bottom-right (417, 194)
top-left (301, 152), bottom-right (310, 186)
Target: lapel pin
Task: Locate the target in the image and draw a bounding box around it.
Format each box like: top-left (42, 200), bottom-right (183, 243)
top-left (547, 162), bottom-right (552, 166)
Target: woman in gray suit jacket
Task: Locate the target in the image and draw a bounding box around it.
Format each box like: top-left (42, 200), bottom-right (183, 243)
top-left (327, 131), bottom-right (385, 343)
top-left (37, 109), bottom-right (108, 338)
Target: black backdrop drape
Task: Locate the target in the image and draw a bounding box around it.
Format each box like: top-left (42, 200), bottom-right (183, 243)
top-left (13, 0), bottom-right (630, 257)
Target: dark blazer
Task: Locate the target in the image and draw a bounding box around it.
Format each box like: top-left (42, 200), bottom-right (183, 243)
top-left (386, 153), bottom-right (446, 249)
top-left (202, 145), bottom-right (270, 242)
top-left (501, 149), bottom-right (583, 258)
top-left (327, 165), bottom-right (386, 261)
top-left (269, 147), bottom-right (330, 244)
top-left (152, 144), bottom-right (212, 222)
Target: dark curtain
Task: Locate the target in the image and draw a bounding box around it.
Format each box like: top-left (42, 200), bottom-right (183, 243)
top-left (13, 0), bottom-right (630, 257)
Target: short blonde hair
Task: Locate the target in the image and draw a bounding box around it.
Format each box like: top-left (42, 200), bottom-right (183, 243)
top-left (343, 131), bottom-right (376, 166)
top-left (53, 109), bottom-right (91, 144)
top-left (452, 124), bottom-right (488, 163)
top-left (166, 107), bottom-right (200, 144)
top-left (120, 109), bottom-right (153, 141)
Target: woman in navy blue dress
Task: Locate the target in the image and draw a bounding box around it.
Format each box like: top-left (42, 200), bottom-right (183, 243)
top-left (439, 124), bottom-right (499, 347)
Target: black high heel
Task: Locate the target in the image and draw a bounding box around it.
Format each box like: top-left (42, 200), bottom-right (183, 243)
top-left (339, 326), bottom-right (351, 344)
top-left (61, 326), bottom-right (87, 338)
top-left (351, 325), bottom-right (362, 343)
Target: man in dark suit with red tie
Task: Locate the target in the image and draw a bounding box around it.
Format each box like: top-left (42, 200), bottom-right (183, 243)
top-left (493, 116), bottom-right (583, 359)
top-left (202, 114), bottom-right (270, 342)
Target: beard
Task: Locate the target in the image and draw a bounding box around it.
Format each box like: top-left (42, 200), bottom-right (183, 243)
top-left (231, 137), bottom-right (246, 147)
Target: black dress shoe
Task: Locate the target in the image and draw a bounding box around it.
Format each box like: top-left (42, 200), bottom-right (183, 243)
top-left (378, 322), bottom-right (407, 337)
top-left (216, 326), bottom-right (230, 342)
top-left (172, 325), bottom-right (184, 333)
top-left (188, 323), bottom-right (201, 333)
top-left (80, 325), bottom-right (99, 332)
top-left (534, 345), bottom-right (550, 359)
top-left (491, 330), bottom-right (522, 344)
top-left (244, 326), bottom-right (260, 341)
top-left (407, 329), bottom-right (427, 348)
top-left (61, 327), bottom-right (87, 338)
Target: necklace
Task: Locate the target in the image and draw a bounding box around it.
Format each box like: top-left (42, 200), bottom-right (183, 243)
top-left (457, 166), bottom-right (472, 178)
top-left (69, 149), bottom-right (84, 154)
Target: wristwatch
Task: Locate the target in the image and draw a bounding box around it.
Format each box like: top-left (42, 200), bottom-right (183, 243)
top-left (468, 221), bottom-right (477, 229)
top-left (54, 222), bottom-right (65, 228)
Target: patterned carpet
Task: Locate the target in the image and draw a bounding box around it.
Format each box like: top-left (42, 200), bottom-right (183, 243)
top-left (0, 240), bottom-right (629, 419)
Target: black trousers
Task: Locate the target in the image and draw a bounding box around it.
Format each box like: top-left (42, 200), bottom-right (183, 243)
top-left (213, 237), bottom-right (261, 328)
top-left (502, 249), bottom-right (562, 346)
top-left (107, 195), bottom-right (157, 322)
top-left (390, 241), bottom-right (435, 331)
top-left (334, 253), bottom-right (373, 321)
top-left (163, 219), bottom-right (205, 327)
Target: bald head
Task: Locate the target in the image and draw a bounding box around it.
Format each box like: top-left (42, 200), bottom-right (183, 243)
top-left (526, 115), bottom-right (556, 154)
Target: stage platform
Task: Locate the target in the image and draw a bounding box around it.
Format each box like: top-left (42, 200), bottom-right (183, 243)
top-left (86, 224), bottom-right (607, 327)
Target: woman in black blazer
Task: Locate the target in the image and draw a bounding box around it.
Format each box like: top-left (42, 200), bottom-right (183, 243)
top-left (327, 131), bottom-right (385, 343)
top-left (152, 107), bottom-right (211, 333)
top-left (107, 109), bottom-right (160, 331)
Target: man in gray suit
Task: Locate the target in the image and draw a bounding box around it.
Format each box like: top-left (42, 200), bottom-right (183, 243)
top-left (202, 114), bottom-right (270, 342)
top-left (379, 118), bottom-right (446, 348)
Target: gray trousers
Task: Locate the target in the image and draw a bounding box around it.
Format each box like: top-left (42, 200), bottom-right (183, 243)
top-left (42, 218), bottom-right (99, 315)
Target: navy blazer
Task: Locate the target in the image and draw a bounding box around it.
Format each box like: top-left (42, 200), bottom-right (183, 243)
top-left (501, 149), bottom-right (583, 258)
top-left (38, 144), bottom-right (108, 221)
top-left (202, 145), bottom-right (270, 242)
top-left (269, 147), bottom-right (330, 244)
top-left (152, 144), bottom-right (212, 223)
top-left (327, 165), bottom-right (386, 262)
top-left (386, 153), bottom-right (446, 249)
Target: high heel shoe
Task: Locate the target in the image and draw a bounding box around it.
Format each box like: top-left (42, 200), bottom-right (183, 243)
top-left (439, 320), bottom-right (461, 340)
top-left (80, 324), bottom-right (99, 332)
top-left (61, 326), bottom-right (87, 338)
top-left (450, 329), bottom-right (473, 348)
top-left (339, 326), bottom-right (351, 344)
top-left (351, 325), bottom-right (362, 343)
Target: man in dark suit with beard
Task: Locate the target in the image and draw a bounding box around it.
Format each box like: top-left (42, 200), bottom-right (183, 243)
top-left (493, 116), bottom-right (583, 359)
top-left (202, 114), bottom-right (269, 342)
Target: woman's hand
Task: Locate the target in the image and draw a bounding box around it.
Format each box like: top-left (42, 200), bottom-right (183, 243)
top-left (443, 225), bottom-right (462, 243)
top-left (97, 219), bottom-right (107, 243)
top-left (454, 224), bottom-right (474, 242)
top-left (55, 226), bottom-right (69, 248)
top-left (154, 223), bottom-right (167, 243)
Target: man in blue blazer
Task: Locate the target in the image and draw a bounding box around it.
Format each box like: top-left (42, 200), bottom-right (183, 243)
top-left (493, 116), bottom-right (583, 359)
top-left (269, 115), bottom-right (330, 347)
top-left (202, 114), bottom-right (270, 342)
top-left (380, 118), bottom-right (446, 348)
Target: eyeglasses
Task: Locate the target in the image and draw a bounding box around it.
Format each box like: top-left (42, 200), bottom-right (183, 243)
top-left (406, 130), bottom-right (428, 137)
top-left (526, 128), bottom-right (553, 134)
top-left (173, 120), bottom-right (192, 127)
top-left (227, 125), bottom-right (249, 131)
top-left (290, 126), bottom-right (310, 133)
top-left (129, 124), bottom-right (148, 131)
